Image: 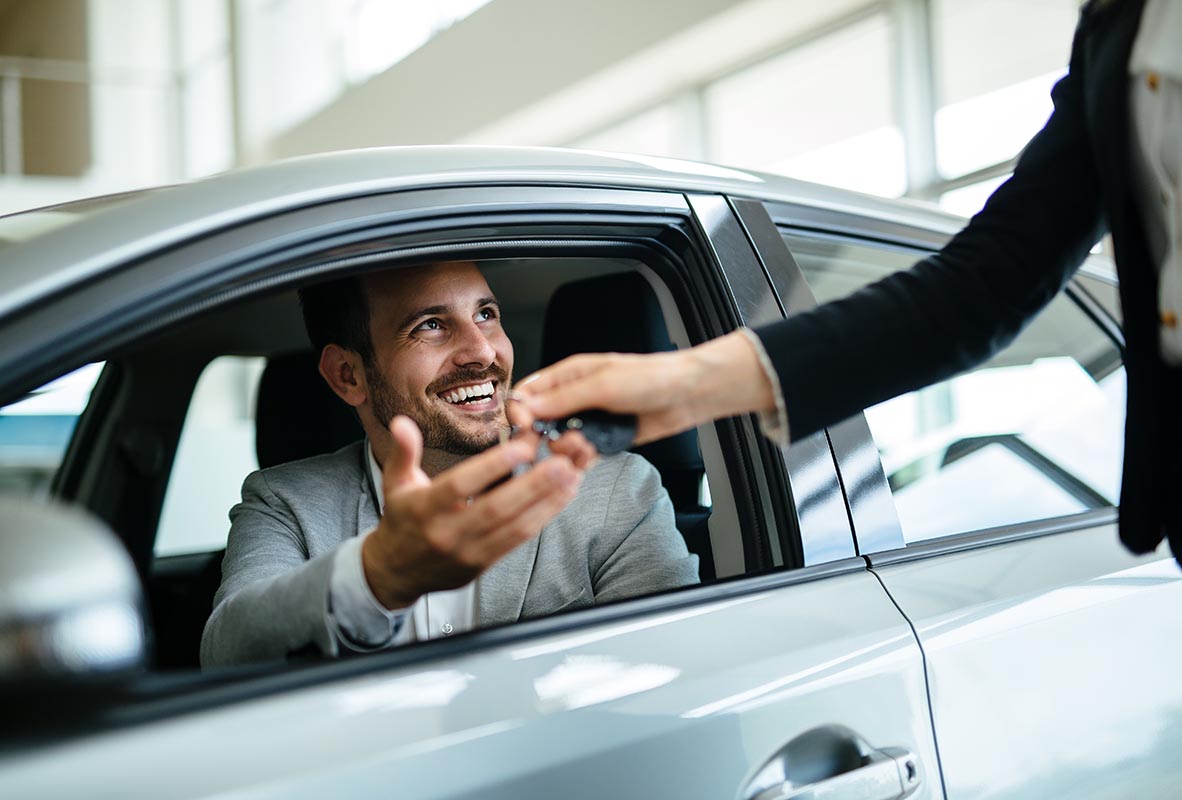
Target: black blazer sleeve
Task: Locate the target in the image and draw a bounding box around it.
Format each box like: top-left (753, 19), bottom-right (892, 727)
top-left (754, 13), bottom-right (1109, 440)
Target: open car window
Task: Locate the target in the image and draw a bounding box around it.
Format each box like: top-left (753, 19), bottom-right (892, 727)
top-left (125, 253), bottom-right (752, 673)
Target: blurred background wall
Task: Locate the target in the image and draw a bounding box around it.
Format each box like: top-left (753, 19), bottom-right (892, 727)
top-left (0, 0), bottom-right (1081, 216)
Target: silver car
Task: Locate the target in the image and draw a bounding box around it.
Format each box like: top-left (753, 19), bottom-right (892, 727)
top-left (1, 147), bottom-right (1177, 799)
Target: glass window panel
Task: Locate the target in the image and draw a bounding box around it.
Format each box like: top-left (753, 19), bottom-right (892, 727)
top-left (0, 363), bottom-right (103, 497)
top-left (704, 13), bottom-right (904, 197)
top-left (932, 0), bottom-right (1078, 178)
top-left (782, 232), bottom-right (1124, 543)
top-left (155, 356), bottom-right (265, 557)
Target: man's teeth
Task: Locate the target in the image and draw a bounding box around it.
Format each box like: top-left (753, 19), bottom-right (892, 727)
top-left (444, 382), bottom-right (495, 404)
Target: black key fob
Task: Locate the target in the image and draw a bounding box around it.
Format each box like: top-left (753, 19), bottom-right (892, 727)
top-left (535, 410), bottom-right (637, 455)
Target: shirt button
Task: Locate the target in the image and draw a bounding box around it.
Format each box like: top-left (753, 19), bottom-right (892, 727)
top-left (1161, 309), bottom-right (1178, 329)
top-left (441, 622), bottom-right (454, 635)
top-left (1147, 72), bottom-right (1160, 91)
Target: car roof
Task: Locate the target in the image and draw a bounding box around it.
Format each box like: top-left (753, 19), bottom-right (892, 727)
top-left (0, 145), bottom-right (970, 318)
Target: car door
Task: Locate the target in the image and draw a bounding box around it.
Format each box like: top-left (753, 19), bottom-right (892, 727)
top-left (1, 179), bottom-right (939, 799)
top-left (757, 198), bottom-right (1182, 799)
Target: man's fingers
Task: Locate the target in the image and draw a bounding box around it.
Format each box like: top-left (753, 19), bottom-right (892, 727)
top-left (467, 454), bottom-right (581, 525)
top-left (548, 430), bottom-right (598, 470)
top-left (465, 457), bottom-right (583, 564)
top-left (429, 436), bottom-right (538, 503)
top-left (384, 415), bottom-right (427, 489)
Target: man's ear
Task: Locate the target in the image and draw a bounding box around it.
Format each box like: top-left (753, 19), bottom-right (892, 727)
top-left (318, 344), bottom-right (367, 408)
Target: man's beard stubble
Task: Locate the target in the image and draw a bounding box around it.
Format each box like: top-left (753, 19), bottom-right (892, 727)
top-left (365, 360), bottom-right (510, 456)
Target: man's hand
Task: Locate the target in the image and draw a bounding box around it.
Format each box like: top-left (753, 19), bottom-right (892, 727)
top-left (361, 416), bottom-right (587, 610)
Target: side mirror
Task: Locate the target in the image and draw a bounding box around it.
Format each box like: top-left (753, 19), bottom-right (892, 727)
top-left (0, 498), bottom-right (146, 683)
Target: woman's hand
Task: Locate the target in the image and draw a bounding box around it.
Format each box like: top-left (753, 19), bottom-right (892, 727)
top-left (512, 331), bottom-right (777, 447)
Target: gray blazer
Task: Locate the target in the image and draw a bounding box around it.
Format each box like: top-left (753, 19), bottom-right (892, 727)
top-left (201, 441), bottom-right (699, 667)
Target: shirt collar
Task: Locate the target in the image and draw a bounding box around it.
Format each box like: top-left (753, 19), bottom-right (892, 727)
top-left (366, 440), bottom-right (386, 516)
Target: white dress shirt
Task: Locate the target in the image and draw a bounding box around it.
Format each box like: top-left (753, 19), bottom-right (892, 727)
top-left (1129, 0), bottom-right (1182, 364)
top-left (327, 443), bottom-right (477, 650)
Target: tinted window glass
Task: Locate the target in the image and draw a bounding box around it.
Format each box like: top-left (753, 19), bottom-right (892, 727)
top-left (782, 232), bottom-right (1124, 542)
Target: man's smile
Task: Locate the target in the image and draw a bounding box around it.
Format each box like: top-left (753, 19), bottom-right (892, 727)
top-left (437, 380), bottom-right (498, 412)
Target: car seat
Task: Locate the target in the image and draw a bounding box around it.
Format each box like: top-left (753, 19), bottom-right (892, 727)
top-left (255, 351), bottom-right (365, 469)
top-left (540, 271), bottom-right (714, 581)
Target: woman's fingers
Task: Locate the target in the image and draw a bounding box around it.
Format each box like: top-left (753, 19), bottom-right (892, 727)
top-left (515, 352), bottom-right (699, 446)
top-left (514, 355), bottom-right (620, 420)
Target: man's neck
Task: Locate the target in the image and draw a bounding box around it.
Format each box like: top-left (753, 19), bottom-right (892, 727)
top-left (420, 447), bottom-right (466, 477)
top-left (368, 436), bottom-right (466, 479)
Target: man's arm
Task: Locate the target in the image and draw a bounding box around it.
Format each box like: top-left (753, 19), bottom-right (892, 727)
top-left (200, 469), bottom-right (344, 668)
top-left (590, 453), bottom-right (700, 603)
top-left (202, 417), bottom-right (595, 667)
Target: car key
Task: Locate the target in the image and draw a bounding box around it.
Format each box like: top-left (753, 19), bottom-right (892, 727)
top-left (532, 409), bottom-right (637, 455)
top-left (490, 409), bottom-right (637, 492)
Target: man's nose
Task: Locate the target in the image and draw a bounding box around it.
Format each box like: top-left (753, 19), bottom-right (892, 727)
top-left (452, 321), bottom-right (497, 367)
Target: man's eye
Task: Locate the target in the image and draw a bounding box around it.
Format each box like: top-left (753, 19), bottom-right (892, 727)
top-left (477, 308), bottom-right (497, 322)
top-left (416, 319), bottom-right (443, 332)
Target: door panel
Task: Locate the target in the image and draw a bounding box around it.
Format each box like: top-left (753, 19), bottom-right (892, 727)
top-left (3, 568), bottom-right (942, 799)
top-left (872, 526), bottom-right (1182, 798)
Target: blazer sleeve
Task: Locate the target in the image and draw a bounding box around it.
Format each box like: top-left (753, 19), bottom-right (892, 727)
top-left (755, 13), bottom-right (1108, 440)
top-left (199, 469), bottom-right (341, 668)
top-left (591, 453), bottom-right (700, 602)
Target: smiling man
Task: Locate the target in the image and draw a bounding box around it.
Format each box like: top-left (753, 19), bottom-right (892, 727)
top-left (200, 261), bottom-right (699, 667)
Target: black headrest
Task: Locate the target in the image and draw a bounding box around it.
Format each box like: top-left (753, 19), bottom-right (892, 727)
top-left (255, 351), bottom-right (364, 470)
top-left (541, 272), bottom-right (703, 474)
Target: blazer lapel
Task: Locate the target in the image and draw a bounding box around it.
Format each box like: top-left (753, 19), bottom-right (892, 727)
top-left (1086, 0), bottom-right (1145, 234)
top-left (1085, 0), bottom-right (1159, 352)
top-left (476, 533), bottom-right (540, 626)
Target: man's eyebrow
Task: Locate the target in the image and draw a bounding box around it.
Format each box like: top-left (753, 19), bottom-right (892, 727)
top-left (398, 304), bottom-right (449, 331)
top-left (397, 297), bottom-right (501, 330)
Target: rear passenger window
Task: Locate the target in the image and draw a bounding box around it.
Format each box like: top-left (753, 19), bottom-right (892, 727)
top-left (155, 356), bottom-right (265, 556)
top-left (782, 232), bottom-right (1124, 542)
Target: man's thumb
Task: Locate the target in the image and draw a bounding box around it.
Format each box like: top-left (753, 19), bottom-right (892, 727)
top-left (384, 415), bottom-right (425, 488)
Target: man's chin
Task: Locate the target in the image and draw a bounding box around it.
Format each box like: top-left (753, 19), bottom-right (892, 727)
top-left (424, 412), bottom-right (505, 454)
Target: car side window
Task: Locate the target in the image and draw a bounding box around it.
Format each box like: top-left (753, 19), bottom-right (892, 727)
top-left (782, 232), bottom-right (1124, 542)
top-left (155, 356), bottom-right (265, 557)
top-left (0, 363), bottom-right (104, 497)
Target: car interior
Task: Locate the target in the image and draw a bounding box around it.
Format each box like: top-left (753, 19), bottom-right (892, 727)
top-left (42, 255), bottom-right (742, 672)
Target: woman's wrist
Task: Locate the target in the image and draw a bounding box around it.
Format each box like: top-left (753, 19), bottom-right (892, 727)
top-left (684, 330), bottom-right (777, 424)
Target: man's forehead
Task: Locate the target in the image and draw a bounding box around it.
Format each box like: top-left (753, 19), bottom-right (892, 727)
top-left (364, 261), bottom-right (492, 310)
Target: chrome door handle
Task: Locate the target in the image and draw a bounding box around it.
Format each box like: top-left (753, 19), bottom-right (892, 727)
top-left (745, 725), bottom-right (921, 800)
